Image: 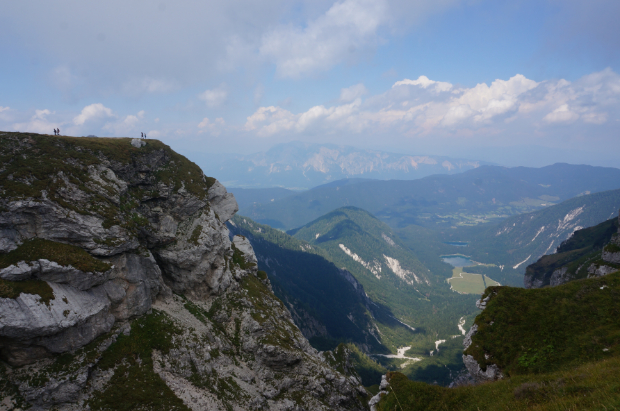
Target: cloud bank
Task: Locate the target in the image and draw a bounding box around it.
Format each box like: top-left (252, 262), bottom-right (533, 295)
top-left (242, 69), bottom-right (619, 142)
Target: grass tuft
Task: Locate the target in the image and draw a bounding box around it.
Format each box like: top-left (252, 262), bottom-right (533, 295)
top-left (0, 238), bottom-right (112, 272)
top-left (0, 278), bottom-right (55, 305)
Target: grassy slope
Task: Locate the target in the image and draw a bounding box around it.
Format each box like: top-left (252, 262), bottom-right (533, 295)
top-left (466, 272), bottom-right (620, 376)
top-left (378, 271), bottom-right (620, 410)
top-left (377, 359), bottom-right (620, 411)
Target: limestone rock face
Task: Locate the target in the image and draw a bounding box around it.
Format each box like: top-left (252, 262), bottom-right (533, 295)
top-left (462, 324), bottom-right (504, 383)
top-left (0, 135), bottom-right (239, 366)
top-left (0, 259), bottom-right (112, 291)
top-left (549, 267), bottom-right (570, 286)
top-left (0, 133), bottom-right (367, 410)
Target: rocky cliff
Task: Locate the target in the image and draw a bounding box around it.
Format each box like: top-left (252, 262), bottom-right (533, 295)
top-left (0, 132), bottom-right (368, 410)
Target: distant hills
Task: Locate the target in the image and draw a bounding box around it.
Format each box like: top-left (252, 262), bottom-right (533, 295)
top-left (192, 141), bottom-right (487, 189)
top-left (239, 163), bottom-right (620, 230)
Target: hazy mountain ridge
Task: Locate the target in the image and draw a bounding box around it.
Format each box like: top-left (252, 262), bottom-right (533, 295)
top-left (240, 163), bottom-right (620, 230)
top-left (193, 141), bottom-right (487, 189)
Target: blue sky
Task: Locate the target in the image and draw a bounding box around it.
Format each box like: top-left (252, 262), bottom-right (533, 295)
top-left (1, 0), bottom-right (619, 167)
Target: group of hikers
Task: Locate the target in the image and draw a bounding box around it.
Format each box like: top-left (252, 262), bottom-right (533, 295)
top-left (141, 132), bottom-right (147, 139)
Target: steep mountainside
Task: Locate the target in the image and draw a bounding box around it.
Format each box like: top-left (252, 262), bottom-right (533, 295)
top-left (455, 189), bottom-right (620, 285)
top-left (240, 164), bottom-right (620, 230)
top-left (288, 207), bottom-right (479, 385)
top-left (192, 142), bottom-right (485, 189)
top-left (227, 215), bottom-right (386, 355)
top-left (372, 245), bottom-right (620, 410)
top-left (524, 215), bottom-right (619, 288)
top-left (0, 132), bottom-right (368, 410)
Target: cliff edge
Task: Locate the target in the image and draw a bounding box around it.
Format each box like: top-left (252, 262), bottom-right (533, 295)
top-left (0, 132), bottom-right (367, 411)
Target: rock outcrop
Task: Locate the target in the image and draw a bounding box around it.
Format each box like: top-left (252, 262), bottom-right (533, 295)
top-left (0, 132), bottom-right (368, 410)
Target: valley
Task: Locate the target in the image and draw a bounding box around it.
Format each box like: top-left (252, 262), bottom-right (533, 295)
top-left (441, 255), bottom-right (500, 294)
top-left (225, 165), bottom-right (620, 388)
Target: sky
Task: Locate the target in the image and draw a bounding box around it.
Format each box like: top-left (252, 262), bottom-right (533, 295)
top-left (1, 0), bottom-right (619, 167)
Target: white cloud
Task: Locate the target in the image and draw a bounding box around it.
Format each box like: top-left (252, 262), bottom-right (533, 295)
top-left (199, 84), bottom-right (228, 108)
top-left (340, 83), bottom-right (368, 102)
top-left (582, 111), bottom-right (608, 124)
top-left (73, 103), bottom-right (114, 125)
top-left (102, 110), bottom-right (146, 135)
top-left (260, 0), bottom-right (388, 77)
top-left (122, 110), bottom-right (145, 126)
top-left (12, 109), bottom-right (59, 134)
top-left (245, 106), bottom-right (297, 136)
top-left (198, 117), bottom-right (226, 136)
top-left (543, 104), bottom-right (579, 123)
top-left (393, 75), bottom-right (452, 93)
top-left (0, 106), bottom-right (9, 112)
top-left (243, 69), bottom-right (620, 139)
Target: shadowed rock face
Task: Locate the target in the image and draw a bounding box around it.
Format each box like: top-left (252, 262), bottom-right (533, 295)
top-left (0, 133), bottom-right (368, 411)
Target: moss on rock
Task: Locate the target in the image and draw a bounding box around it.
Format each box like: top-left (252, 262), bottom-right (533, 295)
top-left (0, 278), bottom-right (55, 305)
top-left (0, 238), bottom-right (112, 272)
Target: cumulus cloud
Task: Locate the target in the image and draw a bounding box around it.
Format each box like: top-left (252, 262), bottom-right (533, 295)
top-left (12, 109), bottom-right (59, 134)
top-left (340, 83), bottom-right (368, 102)
top-left (260, 0), bottom-right (388, 77)
top-left (245, 106), bottom-right (297, 136)
top-left (73, 103), bottom-right (114, 125)
top-left (543, 104), bottom-right (579, 123)
top-left (393, 75), bottom-right (452, 93)
top-left (198, 117), bottom-right (226, 136)
top-left (123, 110), bottom-right (146, 126)
top-left (199, 84), bottom-right (228, 108)
top-left (243, 69), bottom-right (620, 138)
top-left (0, 106), bottom-right (10, 112)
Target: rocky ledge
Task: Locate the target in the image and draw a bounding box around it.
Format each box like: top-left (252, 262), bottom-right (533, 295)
top-left (0, 132), bottom-right (367, 410)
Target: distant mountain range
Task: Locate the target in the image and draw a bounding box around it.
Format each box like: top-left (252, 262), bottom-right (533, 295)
top-left (192, 141), bottom-right (488, 189)
top-left (238, 163), bottom-right (620, 230)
